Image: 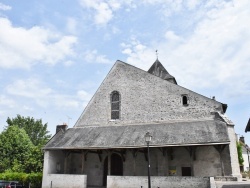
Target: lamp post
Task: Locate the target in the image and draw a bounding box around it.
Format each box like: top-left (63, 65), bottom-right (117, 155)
top-left (145, 132), bottom-right (152, 188)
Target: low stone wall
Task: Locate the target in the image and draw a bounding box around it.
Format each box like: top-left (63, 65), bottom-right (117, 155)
top-left (214, 176), bottom-right (238, 181)
top-left (107, 176), bottom-right (210, 188)
top-left (42, 174), bottom-right (87, 188)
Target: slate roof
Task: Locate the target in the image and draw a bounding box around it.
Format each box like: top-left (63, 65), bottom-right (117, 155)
top-left (245, 118), bottom-right (250, 132)
top-left (148, 59), bottom-right (177, 84)
top-left (44, 120), bottom-right (230, 150)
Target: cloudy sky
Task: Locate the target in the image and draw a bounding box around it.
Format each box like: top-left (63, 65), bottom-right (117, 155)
top-left (0, 0), bottom-right (250, 143)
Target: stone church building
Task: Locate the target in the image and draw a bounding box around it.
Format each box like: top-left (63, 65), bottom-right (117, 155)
top-left (42, 60), bottom-right (240, 188)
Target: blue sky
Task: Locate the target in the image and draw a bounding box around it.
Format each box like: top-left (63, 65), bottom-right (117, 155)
top-left (0, 0), bottom-right (250, 144)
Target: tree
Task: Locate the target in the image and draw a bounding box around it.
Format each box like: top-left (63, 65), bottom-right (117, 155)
top-left (0, 125), bottom-right (34, 172)
top-left (0, 115), bottom-right (52, 173)
top-left (7, 115), bottom-right (51, 146)
top-left (237, 141), bottom-right (244, 166)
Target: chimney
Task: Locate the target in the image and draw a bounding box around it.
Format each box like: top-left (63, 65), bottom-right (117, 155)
top-left (239, 136), bottom-right (245, 144)
top-left (56, 123), bottom-right (68, 134)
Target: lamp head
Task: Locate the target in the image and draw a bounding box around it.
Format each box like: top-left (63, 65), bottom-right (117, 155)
top-left (145, 132), bottom-right (152, 143)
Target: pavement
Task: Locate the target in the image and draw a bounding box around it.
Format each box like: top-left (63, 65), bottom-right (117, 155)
top-left (215, 178), bottom-right (250, 188)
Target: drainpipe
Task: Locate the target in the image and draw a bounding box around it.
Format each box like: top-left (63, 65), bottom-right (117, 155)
top-left (248, 148), bottom-right (250, 171)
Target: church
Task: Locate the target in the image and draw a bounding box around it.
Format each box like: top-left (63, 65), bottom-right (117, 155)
top-left (42, 59), bottom-right (241, 188)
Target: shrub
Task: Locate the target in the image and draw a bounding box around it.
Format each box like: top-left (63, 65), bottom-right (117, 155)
top-left (0, 172), bottom-right (42, 188)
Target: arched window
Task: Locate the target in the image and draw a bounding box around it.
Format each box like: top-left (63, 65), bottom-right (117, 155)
top-left (111, 91), bottom-right (120, 120)
top-left (182, 95), bottom-right (188, 106)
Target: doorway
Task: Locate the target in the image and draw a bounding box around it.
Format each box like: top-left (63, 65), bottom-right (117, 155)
top-left (182, 167), bottom-right (192, 176)
top-left (103, 153), bottom-right (123, 186)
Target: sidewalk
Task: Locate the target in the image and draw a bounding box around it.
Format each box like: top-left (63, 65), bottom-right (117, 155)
top-left (215, 178), bottom-right (250, 188)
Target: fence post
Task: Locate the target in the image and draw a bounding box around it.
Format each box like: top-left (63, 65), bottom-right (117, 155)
top-left (50, 181), bottom-right (52, 188)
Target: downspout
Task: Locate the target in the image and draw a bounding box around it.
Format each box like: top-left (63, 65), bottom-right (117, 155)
top-left (248, 148), bottom-right (250, 171)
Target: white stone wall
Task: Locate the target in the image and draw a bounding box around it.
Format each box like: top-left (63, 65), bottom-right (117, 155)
top-left (227, 125), bottom-right (241, 178)
top-left (84, 153), bottom-right (104, 186)
top-left (42, 150), bottom-right (64, 187)
top-left (76, 61), bottom-right (223, 127)
top-left (42, 151), bottom-right (87, 188)
top-left (107, 176), bottom-right (210, 188)
top-left (42, 174), bottom-right (87, 188)
top-left (243, 153), bottom-right (250, 171)
top-left (194, 146), bottom-right (221, 176)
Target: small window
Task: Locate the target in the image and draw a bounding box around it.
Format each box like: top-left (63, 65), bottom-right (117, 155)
top-left (182, 95), bottom-right (188, 106)
top-left (111, 91), bottom-right (120, 120)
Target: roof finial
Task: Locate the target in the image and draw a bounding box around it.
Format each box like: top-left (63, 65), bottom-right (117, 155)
top-left (155, 50), bottom-right (158, 60)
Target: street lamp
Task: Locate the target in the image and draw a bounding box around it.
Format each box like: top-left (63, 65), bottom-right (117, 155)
top-left (145, 132), bottom-right (152, 188)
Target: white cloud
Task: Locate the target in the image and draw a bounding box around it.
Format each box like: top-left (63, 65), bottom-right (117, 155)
top-left (22, 105), bottom-right (34, 111)
top-left (0, 3), bottom-right (11, 11)
top-left (0, 95), bottom-right (15, 108)
top-left (121, 39), bottom-right (156, 69)
top-left (79, 0), bottom-right (137, 25)
top-left (6, 79), bottom-right (52, 98)
top-left (95, 2), bottom-right (113, 25)
top-left (186, 0), bottom-right (200, 10)
top-left (54, 95), bottom-right (80, 108)
top-left (84, 50), bottom-right (112, 64)
top-left (121, 0), bottom-right (250, 98)
top-left (164, 30), bottom-right (182, 42)
top-left (0, 17), bottom-right (77, 69)
top-left (77, 90), bottom-right (92, 100)
top-left (5, 78), bottom-right (92, 109)
top-left (79, 0), bottom-right (113, 25)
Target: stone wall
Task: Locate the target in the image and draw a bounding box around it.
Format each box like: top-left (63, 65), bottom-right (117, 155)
top-left (45, 146), bottom-right (225, 187)
top-left (42, 174), bottom-right (87, 188)
top-left (107, 176), bottom-right (210, 188)
top-left (76, 61), bottom-right (223, 127)
top-left (242, 151), bottom-right (250, 171)
top-left (227, 125), bottom-right (241, 178)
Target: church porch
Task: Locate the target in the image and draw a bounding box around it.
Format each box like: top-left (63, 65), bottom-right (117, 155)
top-left (42, 144), bottom-right (230, 188)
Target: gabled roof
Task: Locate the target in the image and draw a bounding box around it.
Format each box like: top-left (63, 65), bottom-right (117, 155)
top-left (245, 118), bottom-right (250, 132)
top-left (75, 60), bottom-right (228, 127)
top-left (148, 59), bottom-right (177, 84)
top-left (44, 120), bottom-right (229, 150)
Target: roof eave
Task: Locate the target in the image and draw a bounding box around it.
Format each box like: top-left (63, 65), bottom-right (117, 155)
top-left (43, 141), bottom-right (230, 150)
top-left (245, 118), bottom-right (250, 133)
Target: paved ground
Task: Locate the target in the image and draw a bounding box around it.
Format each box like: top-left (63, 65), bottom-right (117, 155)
top-left (216, 178), bottom-right (250, 188)
top-left (88, 179), bottom-right (250, 188)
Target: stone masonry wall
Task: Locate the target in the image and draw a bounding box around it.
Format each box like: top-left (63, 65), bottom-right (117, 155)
top-left (42, 174), bottom-right (87, 188)
top-left (107, 176), bottom-right (210, 188)
top-left (227, 125), bottom-right (241, 178)
top-left (76, 61), bottom-right (223, 127)
top-left (55, 146), bottom-right (223, 186)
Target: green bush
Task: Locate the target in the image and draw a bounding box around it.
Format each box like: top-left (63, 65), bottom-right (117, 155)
top-left (26, 173), bottom-right (43, 188)
top-left (0, 172), bottom-right (42, 188)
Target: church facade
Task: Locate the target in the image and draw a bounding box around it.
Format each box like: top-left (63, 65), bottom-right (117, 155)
top-left (42, 60), bottom-right (241, 188)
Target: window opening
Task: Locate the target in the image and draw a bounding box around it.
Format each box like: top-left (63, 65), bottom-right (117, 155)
top-left (111, 91), bottom-right (120, 119)
top-left (182, 95), bottom-right (188, 106)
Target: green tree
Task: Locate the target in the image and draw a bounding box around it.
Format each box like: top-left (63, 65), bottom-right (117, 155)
top-left (0, 125), bottom-right (34, 172)
top-left (237, 141), bottom-right (244, 166)
top-left (7, 115), bottom-right (51, 146)
top-left (0, 114), bottom-right (51, 173)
